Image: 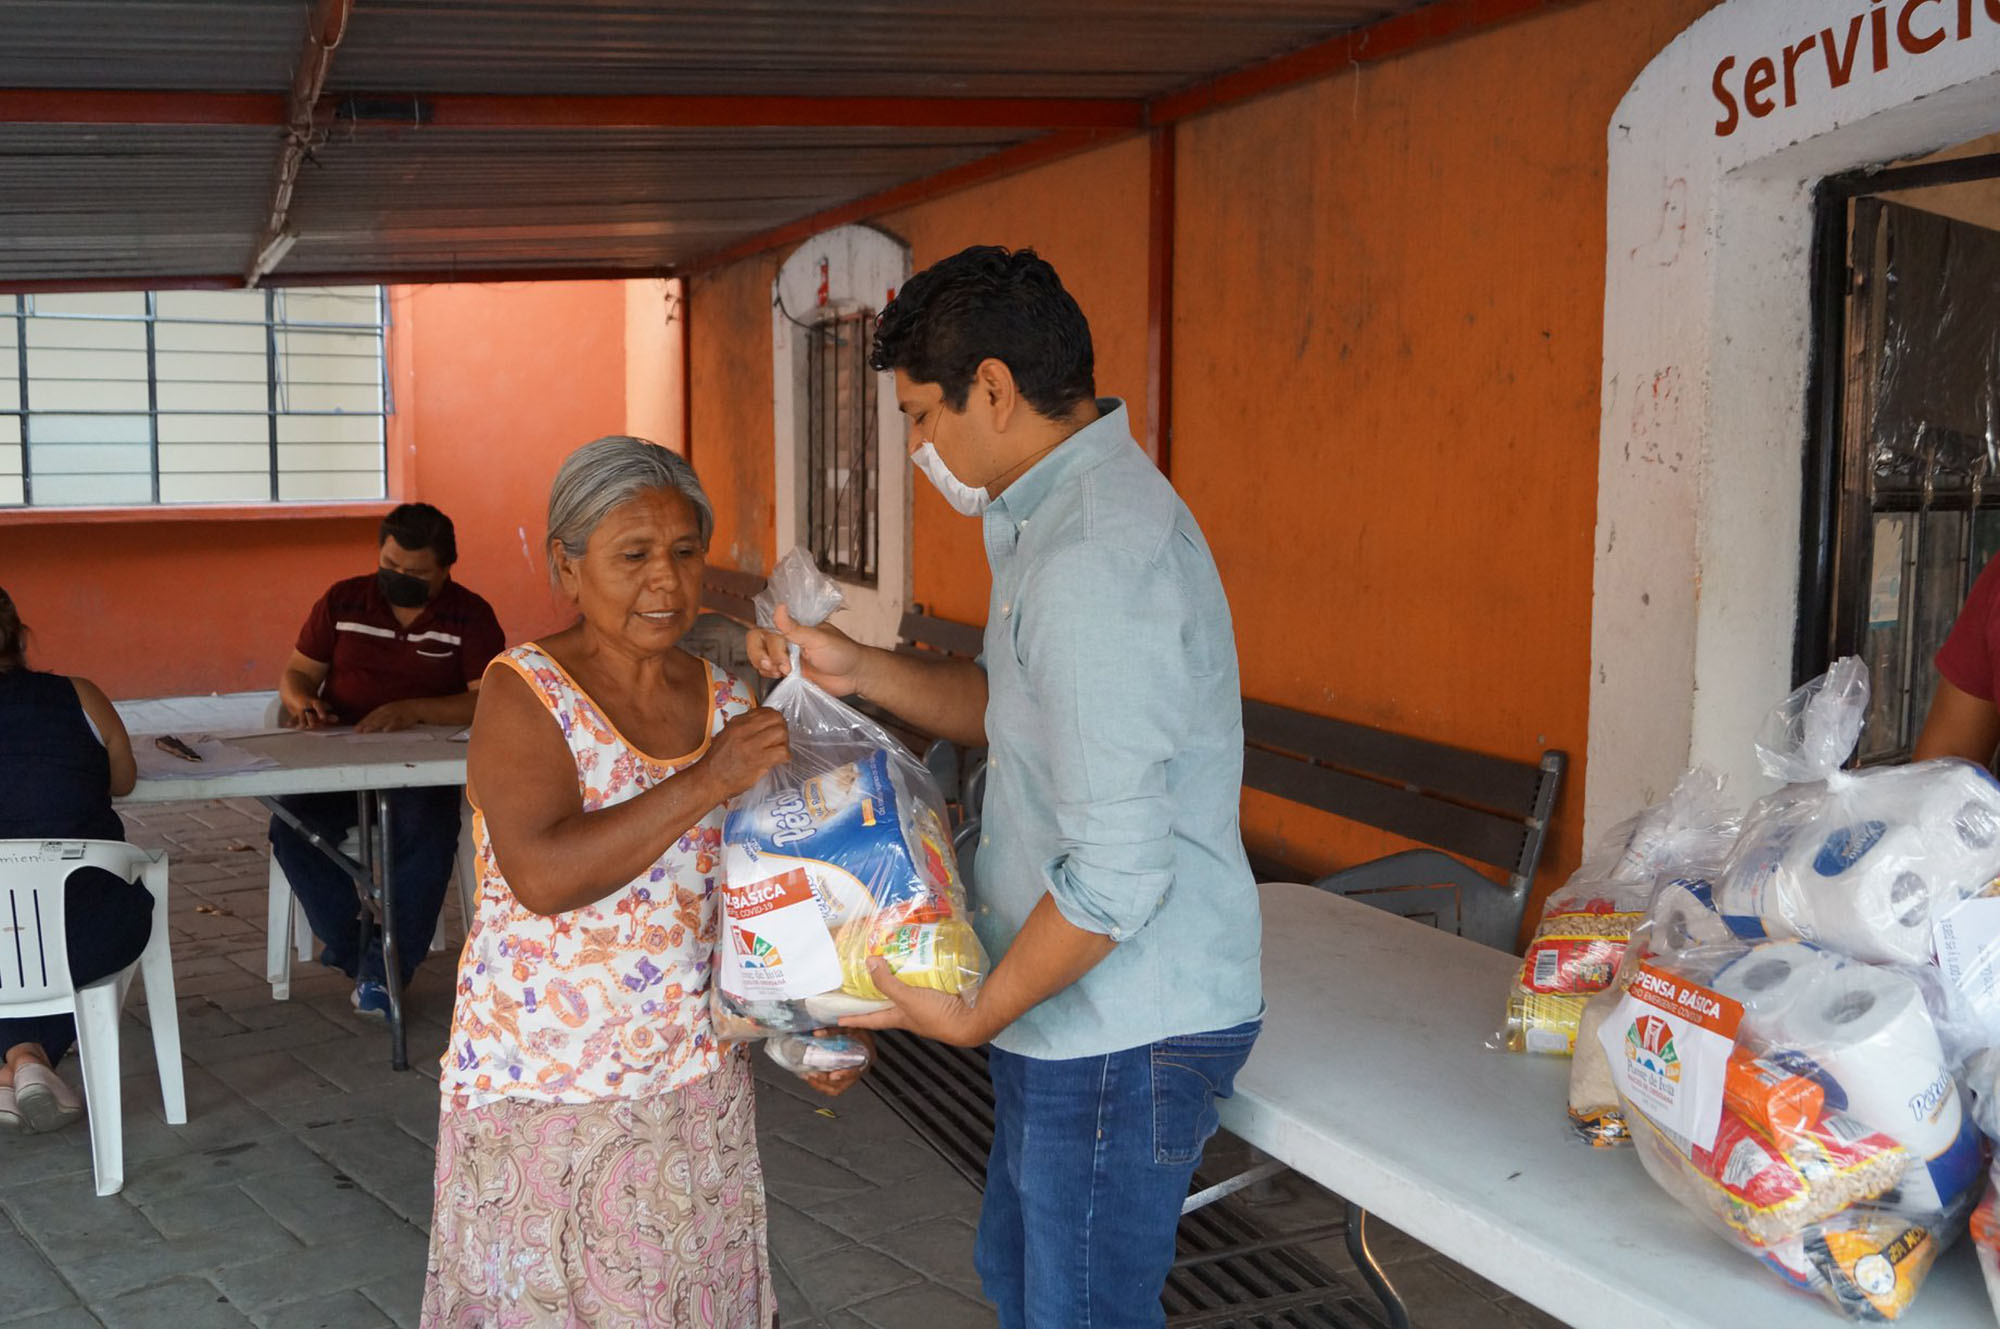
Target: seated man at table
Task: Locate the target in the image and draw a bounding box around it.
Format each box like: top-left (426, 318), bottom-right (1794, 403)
top-left (270, 502), bottom-right (506, 1017)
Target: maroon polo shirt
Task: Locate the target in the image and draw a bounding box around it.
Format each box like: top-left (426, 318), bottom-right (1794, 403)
top-left (296, 574), bottom-right (506, 725)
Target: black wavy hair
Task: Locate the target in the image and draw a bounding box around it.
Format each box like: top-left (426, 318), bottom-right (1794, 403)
top-left (870, 245), bottom-right (1095, 420)
top-left (380, 502), bottom-right (458, 567)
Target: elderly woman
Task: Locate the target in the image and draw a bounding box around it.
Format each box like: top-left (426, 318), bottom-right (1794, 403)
top-left (423, 438), bottom-right (841, 1327)
top-left (0, 586), bottom-right (153, 1133)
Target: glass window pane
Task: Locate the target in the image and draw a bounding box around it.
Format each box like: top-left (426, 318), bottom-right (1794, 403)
top-left (29, 472), bottom-right (150, 506)
top-left (275, 329), bottom-right (383, 390)
top-left (158, 441), bottom-right (270, 475)
top-left (157, 414), bottom-right (270, 447)
top-left (277, 416), bottom-right (380, 448)
top-left (154, 289), bottom-right (267, 323)
top-left (26, 292), bottom-right (143, 318)
top-left (274, 287), bottom-right (378, 326)
top-left (159, 472), bottom-right (270, 504)
top-left (1859, 512), bottom-right (1912, 763)
top-left (25, 317), bottom-right (145, 352)
top-left (277, 469), bottom-right (385, 501)
top-left (0, 476), bottom-right (21, 506)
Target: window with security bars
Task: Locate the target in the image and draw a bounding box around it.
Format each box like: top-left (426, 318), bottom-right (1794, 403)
top-left (1810, 196), bottom-right (2000, 763)
top-left (804, 309), bottom-right (878, 585)
top-left (0, 286), bottom-right (387, 507)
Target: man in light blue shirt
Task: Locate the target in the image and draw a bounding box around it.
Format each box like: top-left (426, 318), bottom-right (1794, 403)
top-left (750, 245), bottom-right (1262, 1328)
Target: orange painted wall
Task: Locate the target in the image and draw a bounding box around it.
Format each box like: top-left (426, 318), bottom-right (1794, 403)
top-left (875, 139), bottom-right (1154, 626)
top-left (685, 137), bottom-right (1154, 612)
top-left (684, 0), bottom-right (1723, 930)
top-left (1177, 0), bottom-right (1721, 916)
top-left (0, 280), bottom-right (631, 699)
top-left (400, 280), bottom-right (631, 645)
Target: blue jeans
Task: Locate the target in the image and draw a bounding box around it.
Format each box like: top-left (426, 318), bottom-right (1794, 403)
top-left (977, 1020), bottom-right (1262, 1328)
top-left (268, 786), bottom-right (461, 986)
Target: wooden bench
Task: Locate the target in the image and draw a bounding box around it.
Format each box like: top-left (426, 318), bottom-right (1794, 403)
top-left (1241, 699), bottom-right (1566, 953)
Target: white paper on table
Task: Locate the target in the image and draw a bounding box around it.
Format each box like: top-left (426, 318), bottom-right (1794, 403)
top-left (133, 735), bottom-right (281, 781)
top-left (295, 727), bottom-right (438, 743)
top-left (448, 728), bottom-right (471, 743)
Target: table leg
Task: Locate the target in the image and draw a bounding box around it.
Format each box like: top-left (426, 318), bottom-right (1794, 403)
top-left (1344, 1202), bottom-right (1410, 1329)
top-left (353, 794), bottom-right (377, 980)
top-left (375, 791), bottom-right (408, 1072)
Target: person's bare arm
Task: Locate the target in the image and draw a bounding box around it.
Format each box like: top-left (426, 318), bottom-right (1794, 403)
top-left (70, 677), bottom-right (136, 797)
top-left (1913, 678), bottom-right (2000, 765)
top-left (279, 651), bottom-right (336, 728)
top-left (469, 664), bottom-right (790, 915)
top-left (745, 607), bottom-right (988, 747)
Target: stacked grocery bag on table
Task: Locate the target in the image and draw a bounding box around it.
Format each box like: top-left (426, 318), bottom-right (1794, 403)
top-left (1523, 657), bottom-right (2000, 1320)
top-left (709, 548), bottom-right (989, 1081)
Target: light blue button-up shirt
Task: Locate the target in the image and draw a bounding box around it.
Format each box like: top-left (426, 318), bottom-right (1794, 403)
top-left (974, 399), bottom-right (1263, 1060)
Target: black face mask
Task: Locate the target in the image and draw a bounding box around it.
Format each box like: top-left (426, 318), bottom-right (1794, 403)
top-left (378, 568), bottom-right (435, 609)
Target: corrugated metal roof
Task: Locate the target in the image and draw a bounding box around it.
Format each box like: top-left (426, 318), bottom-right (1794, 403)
top-left (332, 1), bottom-right (1402, 98)
top-left (0, 124), bottom-right (275, 281)
top-left (0, 0), bottom-right (1435, 288)
top-left (286, 125), bottom-right (1026, 274)
top-left (0, 3), bottom-right (301, 91)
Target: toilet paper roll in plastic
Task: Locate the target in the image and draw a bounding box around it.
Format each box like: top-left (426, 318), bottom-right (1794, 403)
top-left (1774, 964), bottom-right (1983, 1211)
top-left (1767, 821), bottom-right (1946, 966)
top-left (1649, 878), bottom-right (1735, 952)
top-left (1712, 941), bottom-right (1842, 1042)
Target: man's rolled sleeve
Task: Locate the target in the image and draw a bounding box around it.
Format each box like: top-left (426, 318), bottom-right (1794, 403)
top-left (1017, 541), bottom-right (1188, 942)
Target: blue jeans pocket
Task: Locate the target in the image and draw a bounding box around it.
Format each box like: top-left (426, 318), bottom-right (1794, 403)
top-left (1149, 1022), bottom-right (1260, 1166)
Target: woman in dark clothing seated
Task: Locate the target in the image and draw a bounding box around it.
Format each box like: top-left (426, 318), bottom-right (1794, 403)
top-left (0, 586), bottom-right (154, 1134)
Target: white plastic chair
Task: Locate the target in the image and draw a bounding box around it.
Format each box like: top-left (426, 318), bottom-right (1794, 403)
top-left (0, 839), bottom-right (186, 1196)
top-left (262, 696), bottom-right (476, 997)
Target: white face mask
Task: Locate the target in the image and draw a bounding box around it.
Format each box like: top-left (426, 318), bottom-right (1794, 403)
top-left (912, 440), bottom-right (991, 517)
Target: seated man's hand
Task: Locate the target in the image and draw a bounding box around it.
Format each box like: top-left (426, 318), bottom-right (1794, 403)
top-left (356, 699), bottom-right (426, 733)
top-left (745, 606), bottom-right (869, 698)
top-left (289, 697), bottom-right (338, 729)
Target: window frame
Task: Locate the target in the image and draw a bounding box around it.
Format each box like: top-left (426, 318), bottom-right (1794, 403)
top-left (1798, 152), bottom-right (2000, 762)
top-left (0, 285), bottom-right (391, 510)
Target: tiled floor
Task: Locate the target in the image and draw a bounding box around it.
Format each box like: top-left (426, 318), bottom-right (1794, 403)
top-left (0, 794), bottom-right (1549, 1328)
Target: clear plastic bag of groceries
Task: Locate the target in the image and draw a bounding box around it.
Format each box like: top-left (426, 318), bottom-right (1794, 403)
top-left (1972, 1164), bottom-right (2000, 1322)
top-left (1599, 939), bottom-right (1985, 1320)
top-left (753, 545), bottom-right (846, 631)
top-left (1569, 861), bottom-right (1756, 1146)
top-left (1715, 659), bottom-right (2000, 1002)
top-left (715, 548), bottom-right (988, 1038)
top-left (1500, 768), bottom-right (1738, 1059)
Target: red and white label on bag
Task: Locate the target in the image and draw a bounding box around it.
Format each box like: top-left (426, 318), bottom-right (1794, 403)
top-left (1598, 962), bottom-right (1744, 1153)
top-left (719, 867), bottom-right (842, 1001)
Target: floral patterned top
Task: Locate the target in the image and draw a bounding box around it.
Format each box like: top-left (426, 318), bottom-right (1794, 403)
top-left (440, 642), bottom-right (754, 1108)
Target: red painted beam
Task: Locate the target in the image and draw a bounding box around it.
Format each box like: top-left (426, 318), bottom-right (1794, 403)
top-left (0, 89), bottom-right (284, 126)
top-left (352, 94), bottom-right (1145, 131)
top-left (677, 128), bottom-right (1123, 276)
top-left (1149, 0), bottom-right (1588, 125)
top-left (0, 89), bottom-right (1142, 132)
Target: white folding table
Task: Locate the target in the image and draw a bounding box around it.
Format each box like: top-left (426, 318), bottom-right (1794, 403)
top-left (1220, 882), bottom-right (1992, 1328)
top-left (121, 720), bottom-right (466, 1071)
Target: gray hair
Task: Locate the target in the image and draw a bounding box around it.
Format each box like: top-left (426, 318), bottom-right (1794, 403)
top-left (546, 436), bottom-right (715, 586)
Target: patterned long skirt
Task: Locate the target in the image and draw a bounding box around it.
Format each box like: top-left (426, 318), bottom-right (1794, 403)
top-left (421, 1053), bottom-right (774, 1328)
